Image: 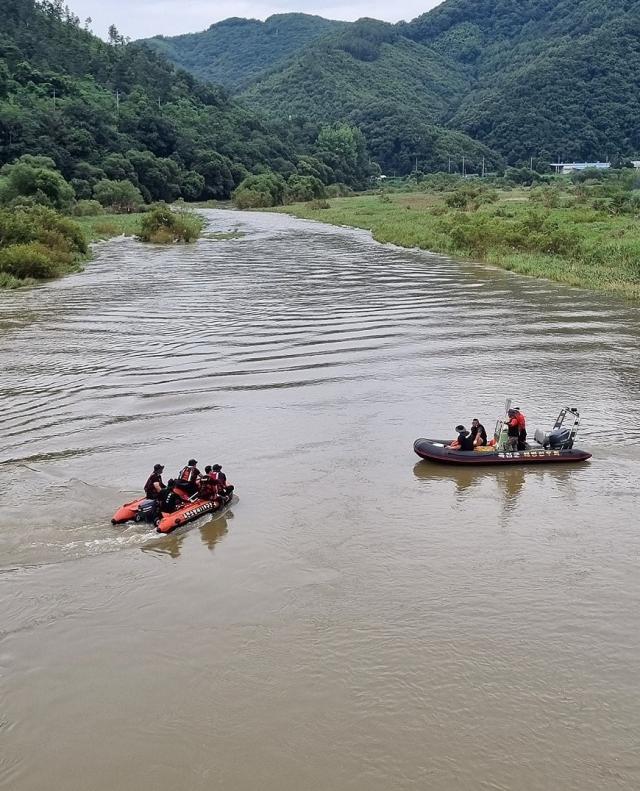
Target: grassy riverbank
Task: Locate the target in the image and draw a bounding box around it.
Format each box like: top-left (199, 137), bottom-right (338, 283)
top-left (75, 213), bottom-right (145, 243)
top-left (1, 207), bottom-right (205, 289)
top-left (277, 189), bottom-right (640, 299)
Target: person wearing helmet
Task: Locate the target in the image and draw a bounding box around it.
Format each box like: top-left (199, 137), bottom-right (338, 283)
top-left (176, 459), bottom-right (201, 495)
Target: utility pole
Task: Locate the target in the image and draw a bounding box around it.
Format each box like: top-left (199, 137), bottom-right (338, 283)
top-left (482, 156), bottom-right (485, 178)
top-left (115, 90), bottom-right (120, 117)
top-left (462, 156), bottom-right (466, 177)
top-left (414, 155), bottom-right (418, 174)
top-left (52, 88), bottom-right (56, 110)
top-left (530, 156), bottom-right (534, 170)
top-left (448, 156), bottom-right (451, 174)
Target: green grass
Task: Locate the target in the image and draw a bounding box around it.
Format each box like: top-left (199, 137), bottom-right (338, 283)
top-left (276, 191), bottom-right (640, 299)
top-left (75, 213), bottom-right (145, 243)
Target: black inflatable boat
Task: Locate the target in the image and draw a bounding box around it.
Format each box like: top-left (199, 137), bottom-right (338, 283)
top-left (414, 406), bottom-right (592, 466)
top-left (413, 438), bottom-right (591, 465)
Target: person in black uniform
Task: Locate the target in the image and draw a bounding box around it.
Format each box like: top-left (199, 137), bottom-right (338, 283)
top-left (470, 418), bottom-right (487, 447)
top-left (449, 425), bottom-right (475, 451)
top-left (144, 464), bottom-right (165, 499)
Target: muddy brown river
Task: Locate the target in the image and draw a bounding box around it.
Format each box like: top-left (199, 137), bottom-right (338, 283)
top-left (1, 210), bottom-right (639, 790)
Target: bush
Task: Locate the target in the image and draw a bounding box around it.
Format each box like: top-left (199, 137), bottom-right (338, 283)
top-left (0, 242), bottom-right (63, 279)
top-left (93, 179), bottom-right (144, 213)
top-left (308, 199), bottom-right (331, 210)
top-left (232, 172), bottom-right (286, 209)
top-left (0, 155), bottom-right (75, 211)
top-left (325, 183), bottom-right (353, 198)
top-left (73, 199), bottom-right (103, 216)
top-left (285, 174), bottom-right (325, 203)
top-left (445, 190), bottom-right (471, 209)
top-left (0, 206), bottom-right (87, 285)
top-left (138, 204), bottom-right (203, 243)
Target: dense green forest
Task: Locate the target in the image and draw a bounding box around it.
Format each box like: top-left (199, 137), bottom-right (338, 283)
top-left (0, 0), bottom-right (377, 206)
top-left (149, 1), bottom-right (640, 168)
top-left (144, 15), bottom-right (347, 92)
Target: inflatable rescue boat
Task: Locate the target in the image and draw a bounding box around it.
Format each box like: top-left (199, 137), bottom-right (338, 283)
top-left (111, 484), bottom-right (234, 534)
top-left (415, 406), bottom-right (591, 466)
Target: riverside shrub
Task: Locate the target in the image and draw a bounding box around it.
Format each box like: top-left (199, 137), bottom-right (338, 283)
top-left (138, 205), bottom-right (203, 243)
top-left (0, 206), bottom-right (87, 284)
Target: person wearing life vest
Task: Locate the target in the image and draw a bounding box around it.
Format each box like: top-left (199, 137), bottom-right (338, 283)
top-left (506, 409), bottom-right (520, 451)
top-left (198, 465), bottom-right (218, 500)
top-left (209, 464), bottom-right (234, 501)
top-left (514, 407), bottom-right (527, 450)
top-left (177, 458), bottom-right (201, 495)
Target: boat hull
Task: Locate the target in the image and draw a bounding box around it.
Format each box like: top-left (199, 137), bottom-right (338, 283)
top-left (155, 496), bottom-right (230, 534)
top-left (414, 438), bottom-right (591, 465)
top-left (111, 498), bottom-right (145, 524)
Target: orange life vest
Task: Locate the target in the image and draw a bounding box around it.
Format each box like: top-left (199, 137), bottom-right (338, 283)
top-left (179, 465), bottom-right (198, 483)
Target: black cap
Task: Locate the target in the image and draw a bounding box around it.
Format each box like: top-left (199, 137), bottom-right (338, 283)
top-left (154, 463), bottom-right (164, 472)
top-left (212, 464), bottom-right (222, 471)
top-left (188, 458), bottom-right (197, 465)
top-left (455, 424), bottom-right (465, 432)
top-left (204, 465), bottom-right (212, 473)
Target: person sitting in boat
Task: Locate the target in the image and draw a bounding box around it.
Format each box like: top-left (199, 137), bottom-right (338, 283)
top-left (157, 479), bottom-right (181, 513)
top-left (470, 418), bottom-right (487, 447)
top-left (209, 464), bottom-right (234, 501)
top-left (144, 463), bottom-right (165, 500)
top-left (197, 466), bottom-right (218, 500)
top-left (514, 407), bottom-right (527, 450)
top-left (176, 459), bottom-right (201, 495)
top-left (448, 425), bottom-right (475, 451)
top-left (506, 409), bottom-right (520, 451)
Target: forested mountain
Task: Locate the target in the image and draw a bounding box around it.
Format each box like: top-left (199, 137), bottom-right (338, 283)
top-left (0, 0), bottom-right (377, 203)
top-left (150, 0), bottom-right (640, 168)
top-left (143, 14), bottom-right (347, 91)
top-left (239, 21), bottom-right (500, 174)
top-left (403, 0), bottom-right (640, 161)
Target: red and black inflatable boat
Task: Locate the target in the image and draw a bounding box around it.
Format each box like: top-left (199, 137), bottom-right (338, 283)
top-left (111, 484), bottom-right (233, 534)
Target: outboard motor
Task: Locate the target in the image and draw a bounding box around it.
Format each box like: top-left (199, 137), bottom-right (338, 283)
top-left (135, 498), bottom-right (157, 522)
top-left (548, 427), bottom-right (573, 449)
top-left (534, 406), bottom-right (581, 450)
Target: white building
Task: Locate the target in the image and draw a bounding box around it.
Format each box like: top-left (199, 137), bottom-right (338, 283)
top-left (551, 162), bottom-right (610, 175)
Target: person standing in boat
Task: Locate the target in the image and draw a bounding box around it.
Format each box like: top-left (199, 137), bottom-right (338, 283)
top-left (470, 418), bottom-right (487, 447)
top-left (515, 407), bottom-right (527, 450)
top-left (506, 409), bottom-right (520, 451)
top-left (448, 425), bottom-right (475, 451)
top-left (177, 459), bottom-right (201, 495)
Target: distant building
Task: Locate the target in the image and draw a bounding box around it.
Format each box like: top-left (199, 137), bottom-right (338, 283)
top-left (551, 162), bottom-right (610, 175)
top-left (631, 161), bottom-right (640, 169)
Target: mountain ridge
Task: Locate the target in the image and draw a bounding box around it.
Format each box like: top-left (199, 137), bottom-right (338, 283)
top-left (145, 1), bottom-right (640, 166)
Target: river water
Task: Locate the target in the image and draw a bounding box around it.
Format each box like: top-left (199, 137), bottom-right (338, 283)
top-left (1, 209), bottom-right (639, 790)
